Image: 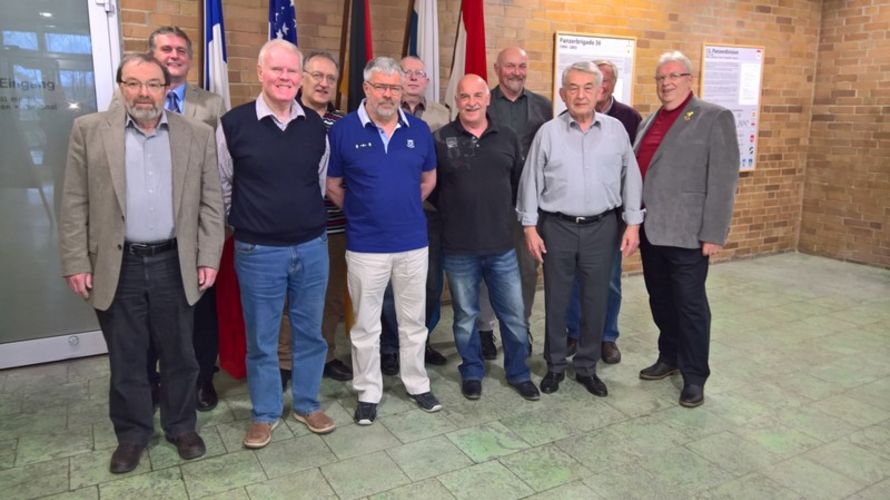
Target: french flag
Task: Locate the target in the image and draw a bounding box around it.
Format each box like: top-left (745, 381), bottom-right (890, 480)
top-left (203, 0), bottom-right (231, 110)
top-left (444, 0), bottom-right (486, 117)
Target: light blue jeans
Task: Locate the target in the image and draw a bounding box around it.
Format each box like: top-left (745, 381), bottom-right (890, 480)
top-left (234, 235), bottom-right (329, 421)
top-left (444, 249), bottom-right (531, 384)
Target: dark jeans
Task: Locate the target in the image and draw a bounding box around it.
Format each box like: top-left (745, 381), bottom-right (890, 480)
top-left (640, 228), bottom-right (711, 385)
top-left (96, 249), bottom-right (197, 446)
top-left (540, 212), bottom-right (619, 377)
top-left (147, 286), bottom-right (218, 385)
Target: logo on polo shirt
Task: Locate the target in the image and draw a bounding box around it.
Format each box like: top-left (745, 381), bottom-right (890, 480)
top-left (407, 139), bottom-right (415, 149)
top-left (355, 141), bottom-right (373, 149)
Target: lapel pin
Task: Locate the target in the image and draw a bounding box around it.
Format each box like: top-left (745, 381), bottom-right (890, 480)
top-left (684, 111), bottom-right (695, 121)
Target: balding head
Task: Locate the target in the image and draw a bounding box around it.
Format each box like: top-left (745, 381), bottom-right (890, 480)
top-left (494, 47), bottom-right (529, 99)
top-left (455, 73), bottom-right (490, 129)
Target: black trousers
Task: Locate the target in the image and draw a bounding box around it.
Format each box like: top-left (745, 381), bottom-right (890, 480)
top-left (96, 250), bottom-right (198, 446)
top-left (540, 212), bottom-right (619, 377)
top-left (147, 286), bottom-right (218, 385)
top-left (639, 228), bottom-right (711, 386)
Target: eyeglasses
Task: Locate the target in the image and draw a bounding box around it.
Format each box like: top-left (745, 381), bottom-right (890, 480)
top-left (654, 72), bottom-right (691, 83)
top-left (367, 82), bottom-right (402, 94)
top-left (306, 71), bottom-right (338, 84)
top-left (403, 70), bottom-right (427, 79)
top-left (120, 80), bottom-right (166, 93)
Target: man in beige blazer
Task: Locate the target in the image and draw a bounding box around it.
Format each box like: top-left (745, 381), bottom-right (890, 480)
top-left (59, 53), bottom-right (224, 474)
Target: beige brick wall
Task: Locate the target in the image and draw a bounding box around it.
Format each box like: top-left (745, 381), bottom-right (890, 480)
top-left (799, 0), bottom-right (890, 268)
top-left (116, 0), bottom-right (885, 269)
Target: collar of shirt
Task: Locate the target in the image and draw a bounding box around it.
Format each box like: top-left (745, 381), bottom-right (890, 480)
top-left (400, 97), bottom-right (426, 116)
top-left (599, 96), bottom-right (615, 115)
top-left (125, 109), bottom-right (170, 135)
top-left (255, 93), bottom-right (306, 125)
top-left (493, 85), bottom-right (528, 102)
top-left (454, 114), bottom-right (499, 138)
top-left (357, 99), bottom-right (410, 128)
top-left (561, 110), bottom-right (602, 131)
top-left (169, 83), bottom-right (186, 107)
top-left (296, 90), bottom-right (339, 115)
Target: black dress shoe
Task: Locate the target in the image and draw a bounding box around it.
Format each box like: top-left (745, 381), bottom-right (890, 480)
top-left (511, 381), bottom-right (541, 401)
top-left (461, 379), bottom-right (482, 400)
top-left (150, 381), bottom-right (160, 411)
top-left (109, 443), bottom-right (144, 474)
top-left (196, 380), bottom-right (218, 412)
top-left (425, 344), bottom-right (447, 365)
top-left (479, 330), bottom-right (497, 360)
top-left (323, 359), bottom-right (353, 381)
top-left (539, 371), bottom-right (565, 394)
top-left (165, 431), bottom-right (207, 460)
top-left (280, 368), bottom-right (291, 392)
top-left (381, 352), bottom-right (399, 376)
top-left (680, 384), bottom-right (705, 408)
top-left (566, 337), bottom-right (578, 357)
top-left (601, 342), bottom-right (621, 364)
top-left (639, 360), bottom-right (679, 380)
top-left (576, 374), bottom-right (608, 397)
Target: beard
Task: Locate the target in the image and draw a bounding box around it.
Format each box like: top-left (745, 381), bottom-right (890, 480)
top-left (371, 99), bottom-right (397, 119)
top-left (126, 101), bottom-right (163, 123)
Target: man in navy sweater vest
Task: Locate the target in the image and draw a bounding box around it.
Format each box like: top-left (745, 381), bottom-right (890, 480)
top-left (327, 57), bottom-right (442, 425)
top-left (217, 40), bottom-right (335, 448)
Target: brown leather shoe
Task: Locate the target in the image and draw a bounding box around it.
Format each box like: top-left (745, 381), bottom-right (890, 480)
top-left (242, 420), bottom-right (279, 449)
top-left (293, 410), bottom-right (336, 434)
top-left (109, 443), bottom-right (144, 474)
top-left (166, 431), bottom-right (207, 460)
top-left (601, 342), bottom-right (621, 364)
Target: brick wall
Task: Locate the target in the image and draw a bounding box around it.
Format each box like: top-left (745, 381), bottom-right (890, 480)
top-left (116, 0), bottom-right (885, 269)
top-left (799, 0), bottom-right (890, 268)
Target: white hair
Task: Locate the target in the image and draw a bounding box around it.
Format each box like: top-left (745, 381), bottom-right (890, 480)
top-left (257, 39), bottom-right (303, 67)
top-left (656, 51), bottom-right (693, 74)
top-left (363, 57), bottom-right (403, 81)
top-left (561, 61), bottom-right (603, 87)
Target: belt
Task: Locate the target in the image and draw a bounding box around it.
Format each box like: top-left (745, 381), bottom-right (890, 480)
top-left (543, 208), bottom-right (616, 225)
top-left (124, 239), bottom-right (177, 257)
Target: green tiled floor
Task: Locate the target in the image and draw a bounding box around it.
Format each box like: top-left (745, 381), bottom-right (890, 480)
top-left (1, 252), bottom-right (888, 499)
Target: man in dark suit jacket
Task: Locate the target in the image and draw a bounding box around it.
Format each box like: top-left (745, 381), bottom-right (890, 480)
top-left (481, 47), bottom-right (554, 358)
top-left (634, 51), bottom-right (740, 408)
top-left (59, 53), bottom-right (224, 473)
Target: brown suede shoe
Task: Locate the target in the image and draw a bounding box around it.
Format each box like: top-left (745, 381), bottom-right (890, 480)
top-left (293, 410), bottom-right (336, 434)
top-left (242, 419), bottom-right (279, 449)
top-left (601, 342), bottom-right (622, 364)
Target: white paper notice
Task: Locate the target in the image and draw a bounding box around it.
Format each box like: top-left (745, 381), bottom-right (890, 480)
top-left (553, 33), bottom-right (636, 116)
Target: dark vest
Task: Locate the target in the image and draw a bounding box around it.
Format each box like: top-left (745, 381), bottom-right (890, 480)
top-left (222, 102), bottom-right (327, 246)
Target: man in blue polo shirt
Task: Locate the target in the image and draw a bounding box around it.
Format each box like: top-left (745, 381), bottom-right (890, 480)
top-left (327, 57), bottom-right (442, 425)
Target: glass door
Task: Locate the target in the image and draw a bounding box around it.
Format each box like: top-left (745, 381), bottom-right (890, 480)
top-left (0, 0), bottom-right (120, 368)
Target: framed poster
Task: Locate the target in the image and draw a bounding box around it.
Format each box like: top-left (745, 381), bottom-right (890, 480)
top-left (552, 32), bottom-right (636, 116)
top-left (700, 44), bottom-right (765, 172)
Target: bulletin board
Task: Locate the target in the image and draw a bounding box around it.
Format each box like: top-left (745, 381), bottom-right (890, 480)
top-left (700, 44), bottom-right (765, 172)
top-left (552, 32), bottom-right (636, 116)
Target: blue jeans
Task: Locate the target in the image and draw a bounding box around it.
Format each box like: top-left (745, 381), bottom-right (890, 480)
top-left (234, 235), bottom-right (329, 421)
top-left (443, 249), bottom-right (531, 384)
top-left (567, 250), bottom-right (622, 341)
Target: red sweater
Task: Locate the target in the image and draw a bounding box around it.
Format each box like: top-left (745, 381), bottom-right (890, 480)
top-left (636, 92), bottom-right (693, 180)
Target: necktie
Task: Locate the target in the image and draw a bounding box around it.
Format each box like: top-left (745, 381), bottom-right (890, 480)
top-left (165, 91), bottom-right (180, 114)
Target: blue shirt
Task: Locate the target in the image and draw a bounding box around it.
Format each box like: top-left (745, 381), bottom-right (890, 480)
top-left (166, 83), bottom-right (186, 114)
top-left (328, 100), bottom-right (437, 253)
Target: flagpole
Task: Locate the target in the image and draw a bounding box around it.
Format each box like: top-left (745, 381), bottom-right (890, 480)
top-left (401, 0), bottom-right (413, 58)
top-left (336, 0), bottom-right (351, 109)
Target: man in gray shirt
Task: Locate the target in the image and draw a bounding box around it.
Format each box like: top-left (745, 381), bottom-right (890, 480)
top-left (517, 62), bottom-right (642, 397)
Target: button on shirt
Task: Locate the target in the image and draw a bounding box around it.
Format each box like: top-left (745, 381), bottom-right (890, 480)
top-left (124, 112), bottom-right (175, 242)
top-left (516, 112), bottom-right (644, 226)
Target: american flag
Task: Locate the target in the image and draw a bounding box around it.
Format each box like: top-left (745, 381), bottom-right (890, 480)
top-left (269, 0), bottom-right (297, 43)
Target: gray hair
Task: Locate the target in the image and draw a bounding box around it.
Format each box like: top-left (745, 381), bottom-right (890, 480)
top-left (304, 51), bottom-right (340, 73)
top-left (257, 39), bottom-right (303, 68)
top-left (148, 26), bottom-right (193, 57)
top-left (656, 51), bottom-right (693, 75)
top-left (363, 57), bottom-right (403, 81)
top-left (561, 61), bottom-right (603, 88)
top-left (593, 59), bottom-right (618, 81)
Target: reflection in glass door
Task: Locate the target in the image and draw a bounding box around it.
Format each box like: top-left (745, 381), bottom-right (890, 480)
top-left (0, 0), bottom-right (120, 368)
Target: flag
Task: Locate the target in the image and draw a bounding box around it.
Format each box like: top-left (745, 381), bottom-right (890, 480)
top-left (407, 0), bottom-right (440, 102)
top-left (445, 0), bottom-right (486, 117)
top-left (269, 0), bottom-right (297, 43)
top-left (203, 0), bottom-right (231, 110)
top-left (344, 0), bottom-right (373, 112)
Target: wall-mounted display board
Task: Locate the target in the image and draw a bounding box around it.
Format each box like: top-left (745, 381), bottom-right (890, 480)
top-left (552, 32), bottom-right (635, 116)
top-left (700, 44), bottom-right (765, 172)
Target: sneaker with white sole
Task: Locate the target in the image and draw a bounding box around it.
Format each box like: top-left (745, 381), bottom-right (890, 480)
top-left (242, 419), bottom-right (279, 449)
top-left (354, 402), bottom-right (377, 425)
top-left (409, 392), bottom-right (442, 412)
top-left (293, 410), bottom-right (336, 434)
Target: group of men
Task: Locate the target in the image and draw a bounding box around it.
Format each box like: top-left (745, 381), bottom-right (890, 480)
top-left (58, 24), bottom-right (738, 474)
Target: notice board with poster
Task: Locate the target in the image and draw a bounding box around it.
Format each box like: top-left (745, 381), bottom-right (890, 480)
top-left (552, 32), bottom-right (636, 116)
top-left (700, 44), bottom-right (765, 172)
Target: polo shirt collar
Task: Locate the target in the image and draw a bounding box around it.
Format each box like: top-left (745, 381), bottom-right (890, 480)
top-left (255, 93), bottom-right (306, 123)
top-left (357, 99), bottom-right (410, 128)
top-left (453, 113), bottom-right (499, 138)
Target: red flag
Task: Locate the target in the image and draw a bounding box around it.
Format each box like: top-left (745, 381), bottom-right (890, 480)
top-left (445, 0), bottom-right (487, 117)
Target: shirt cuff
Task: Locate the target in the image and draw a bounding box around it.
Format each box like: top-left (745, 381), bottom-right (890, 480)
top-left (622, 208), bottom-right (644, 226)
top-left (518, 211), bottom-right (538, 226)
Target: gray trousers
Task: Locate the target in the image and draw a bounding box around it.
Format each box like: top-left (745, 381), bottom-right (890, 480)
top-left (540, 212), bottom-right (620, 377)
